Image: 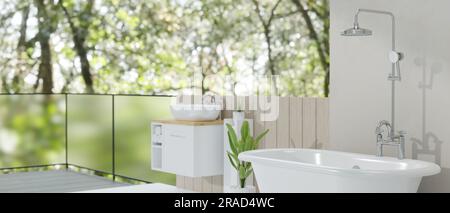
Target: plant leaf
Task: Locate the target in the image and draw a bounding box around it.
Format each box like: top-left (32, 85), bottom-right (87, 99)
top-left (244, 168), bottom-right (253, 179)
top-left (227, 152), bottom-right (238, 170)
top-left (227, 151), bottom-right (239, 165)
top-left (245, 162), bottom-right (252, 169)
top-left (226, 123), bottom-right (238, 145)
top-left (244, 135), bottom-right (253, 151)
top-left (254, 129), bottom-right (269, 148)
top-left (239, 139), bottom-right (245, 153)
top-left (241, 121), bottom-right (249, 140)
top-left (239, 165), bottom-right (246, 179)
top-left (226, 124), bottom-right (239, 154)
top-left (227, 131), bottom-right (238, 155)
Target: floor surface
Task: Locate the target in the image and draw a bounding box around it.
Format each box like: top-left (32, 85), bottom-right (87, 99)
top-left (77, 183), bottom-right (194, 193)
top-left (0, 170), bottom-right (128, 193)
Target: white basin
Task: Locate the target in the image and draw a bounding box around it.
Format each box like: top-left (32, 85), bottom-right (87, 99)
top-left (170, 104), bottom-right (221, 121)
top-left (239, 149), bottom-right (441, 193)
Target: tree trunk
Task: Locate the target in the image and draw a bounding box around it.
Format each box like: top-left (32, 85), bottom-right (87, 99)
top-left (38, 38), bottom-right (53, 94)
top-left (13, 5), bottom-right (30, 93)
top-left (251, 0), bottom-right (283, 95)
top-left (36, 0), bottom-right (53, 94)
top-left (60, 1), bottom-right (95, 93)
top-left (263, 26), bottom-right (279, 96)
top-left (17, 6), bottom-right (30, 51)
top-left (291, 0), bottom-right (330, 97)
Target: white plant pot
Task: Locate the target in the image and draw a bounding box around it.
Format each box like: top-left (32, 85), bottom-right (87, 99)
top-left (228, 185), bottom-right (257, 193)
top-left (233, 111), bottom-right (245, 122)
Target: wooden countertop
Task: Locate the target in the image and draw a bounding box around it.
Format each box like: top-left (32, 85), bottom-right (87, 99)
top-left (153, 120), bottom-right (224, 126)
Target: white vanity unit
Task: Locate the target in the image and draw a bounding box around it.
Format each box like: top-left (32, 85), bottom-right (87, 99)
top-left (151, 120), bottom-right (224, 177)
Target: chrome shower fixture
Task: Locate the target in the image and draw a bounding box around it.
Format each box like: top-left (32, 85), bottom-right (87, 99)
top-left (341, 24), bottom-right (372, 36)
top-left (341, 9), bottom-right (404, 81)
top-left (341, 9), bottom-right (406, 159)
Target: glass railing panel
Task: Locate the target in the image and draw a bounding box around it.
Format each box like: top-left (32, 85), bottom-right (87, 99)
top-left (114, 96), bottom-right (175, 185)
top-left (0, 95), bottom-right (65, 168)
top-left (67, 95), bottom-right (112, 173)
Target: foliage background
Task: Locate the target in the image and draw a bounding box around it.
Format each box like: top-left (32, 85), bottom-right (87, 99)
top-left (0, 0), bottom-right (329, 97)
top-left (0, 0), bottom-right (329, 185)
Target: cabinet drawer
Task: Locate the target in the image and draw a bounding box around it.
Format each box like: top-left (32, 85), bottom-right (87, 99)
top-left (164, 124), bottom-right (194, 142)
top-left (162, 124), bottom-right (194, 176)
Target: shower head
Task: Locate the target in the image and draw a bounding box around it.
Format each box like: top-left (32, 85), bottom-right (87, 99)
top-left (341, 24), bottom-right (372, 36)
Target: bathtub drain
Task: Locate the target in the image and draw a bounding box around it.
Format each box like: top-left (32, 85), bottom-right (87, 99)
top-left (352, 165), bottom-right (361, 169)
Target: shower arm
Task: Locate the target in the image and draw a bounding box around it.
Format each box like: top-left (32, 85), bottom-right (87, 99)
top-left (354, 9), bottom-right (396, 51)
top-left (354, 9), bottom-right (402, 75)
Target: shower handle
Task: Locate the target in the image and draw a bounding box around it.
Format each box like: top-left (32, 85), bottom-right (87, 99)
top-left (388, 51), bottom-right (404, 81)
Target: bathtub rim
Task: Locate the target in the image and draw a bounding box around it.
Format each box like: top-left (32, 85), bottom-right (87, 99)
top-left (239, 148), bottom-right (441, 178)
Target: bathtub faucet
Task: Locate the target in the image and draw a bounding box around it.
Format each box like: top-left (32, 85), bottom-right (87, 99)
top-left (375, 120), bottom-right (406, 159)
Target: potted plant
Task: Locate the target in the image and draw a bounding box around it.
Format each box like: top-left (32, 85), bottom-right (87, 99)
top-left (226, 121), bottom-right (269, 193)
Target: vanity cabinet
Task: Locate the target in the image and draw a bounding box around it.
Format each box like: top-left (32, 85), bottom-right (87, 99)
top-left (151, 120), bottom-right (224, 177)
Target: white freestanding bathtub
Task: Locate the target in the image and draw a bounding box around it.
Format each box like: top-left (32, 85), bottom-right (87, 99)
top-left (239, 149), bottom-right (441, 193)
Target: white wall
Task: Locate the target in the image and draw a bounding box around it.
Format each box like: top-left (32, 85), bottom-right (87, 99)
top-left (330, 0), bottom-right (450, 192)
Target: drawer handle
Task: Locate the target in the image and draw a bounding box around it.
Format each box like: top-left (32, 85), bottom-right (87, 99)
top-left (169, 134), bottom-right (185, 138)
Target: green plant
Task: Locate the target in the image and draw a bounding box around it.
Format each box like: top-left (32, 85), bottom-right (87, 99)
top-left (226, 121), bottom-right (269, 188)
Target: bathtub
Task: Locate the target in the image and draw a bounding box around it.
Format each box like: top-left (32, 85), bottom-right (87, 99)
top-left (239, 149), bottom-right (441, 193)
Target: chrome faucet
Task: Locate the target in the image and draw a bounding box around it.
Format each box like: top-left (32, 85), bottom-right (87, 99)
top-left (375, 120), bottom-right (406, 159)
top-left (202, 94), bottom-right (216, 105)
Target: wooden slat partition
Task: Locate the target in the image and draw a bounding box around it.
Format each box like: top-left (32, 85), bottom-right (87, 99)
top-left (212, 176), bottom-right (223, 193)
top-left (316, 98), bottom-right (330, 149)
top-left (174, 96), bottom-right (329, 192)
top-left (184, 176), bottom-right (193, 190)
top-left (277, 97), bottom-right (290, 148)
top-left (302, 98), bottom-right (317, 149)
top-left (254, 96), bottom-right (266, 149)
top-left (289, 97), bottom-right (303, 148)
top-left (194, 178), bottom-right (202, 192)
top-left (201, 177), bottom-right (213, 193)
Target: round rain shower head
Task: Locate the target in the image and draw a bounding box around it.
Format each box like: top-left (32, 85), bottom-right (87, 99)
top-left (341, 25), bottom-right (372, 36)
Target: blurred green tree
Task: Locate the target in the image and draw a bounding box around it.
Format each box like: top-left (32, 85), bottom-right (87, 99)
top-left (0, 0), bottom-right (329, 97)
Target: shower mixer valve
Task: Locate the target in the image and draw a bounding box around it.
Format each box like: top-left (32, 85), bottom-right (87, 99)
top-left (375, 120), bottom-right (406, 160)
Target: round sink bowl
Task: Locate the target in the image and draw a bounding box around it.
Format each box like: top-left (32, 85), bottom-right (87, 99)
top-left (170, 104), bottom-right (222, 121)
